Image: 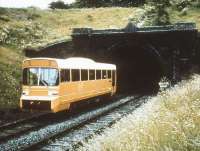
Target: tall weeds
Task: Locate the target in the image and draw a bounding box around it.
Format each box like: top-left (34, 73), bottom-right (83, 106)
top-left (81, 75), bottom-right (200, 151)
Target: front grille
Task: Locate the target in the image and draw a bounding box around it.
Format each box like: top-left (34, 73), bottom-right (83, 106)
top-left (22, 100), bottom-right (51, 111)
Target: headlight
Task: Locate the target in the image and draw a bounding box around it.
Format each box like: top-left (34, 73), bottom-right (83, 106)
top-left (48, 90), bottom-right (58, 96)
top-left (22, 90), bottom-right (29, 96)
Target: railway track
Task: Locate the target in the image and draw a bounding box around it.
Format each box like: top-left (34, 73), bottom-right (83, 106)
top-left (0, 97), bottom-right (112, 145)
top-left (30, 95), bottom-right (148, 151)
top-left (0, 95), bottom-right (148, 151)
top-left (0, 113), bottom-right (49, 143)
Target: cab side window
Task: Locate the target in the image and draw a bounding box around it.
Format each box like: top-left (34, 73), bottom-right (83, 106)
top-left (61, 69), bottom-right (70, 82)
top-left (72, 69), bottom-right (80, 81)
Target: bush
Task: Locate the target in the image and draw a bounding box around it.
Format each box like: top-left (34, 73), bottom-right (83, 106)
top-left (0, 23), bottom-right (47, 48)
top-left (49, 0), bottom-right (70, 9)
top-left (144, 1), bottom-right (171, 26)
top-left (180, 7), bottom-right (189, 16)
top-left (191, 1), bottom-right (200, 8)
top-left (0, 7), bottom-right (8, 15)
top-left (0, 16), bottom-right (10, 22)
top-left (0, 62), bottom-right (21, 108)
top-left (170, 0), bottom-right (192, 11)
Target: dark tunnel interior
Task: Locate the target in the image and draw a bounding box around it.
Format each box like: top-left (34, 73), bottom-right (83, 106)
top-left (107, 43), bottom-right (165, 95)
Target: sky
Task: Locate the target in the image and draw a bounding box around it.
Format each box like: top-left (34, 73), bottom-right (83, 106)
top-left (0, 0), bottom-right (75, 9)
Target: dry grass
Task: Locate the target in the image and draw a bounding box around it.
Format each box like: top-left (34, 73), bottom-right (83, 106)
top-left (81, 75), bottom-right (200, 151)
top-left (0, 46), bottom-right (23, 64)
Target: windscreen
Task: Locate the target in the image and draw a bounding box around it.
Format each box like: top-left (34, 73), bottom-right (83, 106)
top-left (23, 68), bottom-right (59, 86)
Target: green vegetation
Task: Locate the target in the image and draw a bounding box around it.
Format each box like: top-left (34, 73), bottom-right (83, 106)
top-left (48, 0), bottom-right (146, 9)
top-left (49, 1), bottom-right (71, 9)
top-left (81, 75), bottom-right (200, 151)
top-left (0, 46), bottom-right (23, 108)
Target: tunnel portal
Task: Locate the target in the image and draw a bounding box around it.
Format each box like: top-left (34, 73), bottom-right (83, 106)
top-left (106, 42), bottom-right (164, 94)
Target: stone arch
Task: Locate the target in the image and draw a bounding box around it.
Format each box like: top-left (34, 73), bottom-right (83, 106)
top-left (106, 40), bottom-right (166, 94)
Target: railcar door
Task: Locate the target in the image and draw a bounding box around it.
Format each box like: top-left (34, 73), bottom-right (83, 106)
top-left (112, 70), bottom-right (116, 87)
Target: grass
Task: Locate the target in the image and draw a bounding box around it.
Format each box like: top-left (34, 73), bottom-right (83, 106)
top-left (80, 75), bottom-right (200, 151)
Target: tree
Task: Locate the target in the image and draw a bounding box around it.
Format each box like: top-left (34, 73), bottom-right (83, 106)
top-left (147, 0), bottom-right (170, 25)
top-left (49, 1), bottom-right (70, 9)
top-left (73, 0), bottom-right (146, 8)
top-left (74, 0), bottom-right (107, 7)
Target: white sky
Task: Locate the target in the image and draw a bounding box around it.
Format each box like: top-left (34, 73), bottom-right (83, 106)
top-left (0, 0), bottom-right (75, 9)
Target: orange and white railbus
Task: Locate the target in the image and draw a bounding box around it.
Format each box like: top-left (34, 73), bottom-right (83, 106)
top-left (20, 57), bottom-right (117, 113)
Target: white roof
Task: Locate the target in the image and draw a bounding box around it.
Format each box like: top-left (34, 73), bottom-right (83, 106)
top-left (24, 57), bottom-right (116, 70)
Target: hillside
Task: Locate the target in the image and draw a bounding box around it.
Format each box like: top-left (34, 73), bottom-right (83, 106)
top-left (0, 7), bottom-right (144, 48)
top-left (0, 6), bottom-right (200, 108)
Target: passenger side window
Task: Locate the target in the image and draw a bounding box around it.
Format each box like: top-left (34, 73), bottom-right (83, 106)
top-left (61, 69), bottom-right (70, 82)
top-left (96, 70), bottom-right (101, 80)
top-left (102, 70), bottom-right (107, 79)
top-left (81, 69), bottom-right (88, 81)
top-left (72, 69), bottom-right (80, 81)
top-left (89, 70), bottom-right (95, 80)
top-left (108, 70), bottom-right (111, 79)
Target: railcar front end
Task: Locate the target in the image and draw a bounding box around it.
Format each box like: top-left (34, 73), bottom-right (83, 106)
top-left (19, 59), bottom-right (66, 112)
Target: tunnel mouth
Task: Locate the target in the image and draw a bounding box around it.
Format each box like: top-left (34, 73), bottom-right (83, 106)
top-left (109, 43), bottom-right (165, 95)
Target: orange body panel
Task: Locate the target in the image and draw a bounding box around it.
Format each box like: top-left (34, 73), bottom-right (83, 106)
top-left (23, 60), bottom-right (58, 68)
top-left (59, 79), bottom-right (112, 103)
top-left (29, 87), bottom-right (48, 96)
